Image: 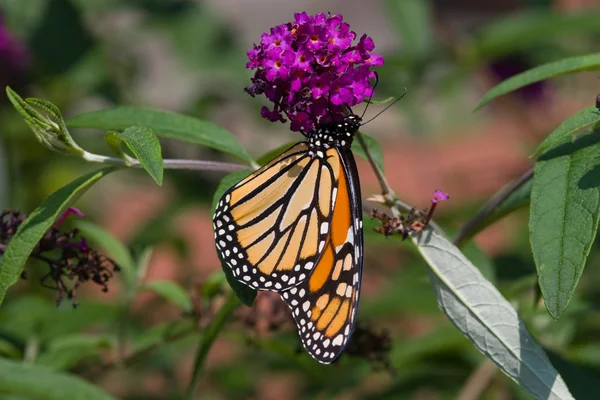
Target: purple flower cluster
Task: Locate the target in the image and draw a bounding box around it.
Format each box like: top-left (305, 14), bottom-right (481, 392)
top-left (245, 12), bottom-right (383, 133)
top-left (0, 14), bottom-right (29, 99)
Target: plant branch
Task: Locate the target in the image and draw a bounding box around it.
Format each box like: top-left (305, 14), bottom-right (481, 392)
top-left (456, 360), bottom-right (497, 400)
top-left (453, 167), bottom-right (533, 247)
top-left (186, 293), bottom-right (240, 400)
top-left (356, 132), bottom-right (396, 201)
top-left (82, 151), bottom-right (250, 173)
top-left (356, 132), bottom-right (445, 235)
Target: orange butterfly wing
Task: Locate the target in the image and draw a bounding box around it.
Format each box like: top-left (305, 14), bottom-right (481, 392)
top-left (280, 148), bottom-right (363, 363)
top-left (213, 143), bottom-right (341, 291)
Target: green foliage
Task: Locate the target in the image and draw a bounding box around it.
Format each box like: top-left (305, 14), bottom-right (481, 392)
top-left (471, 11), bottom-right (600, 62)
top-left (74, 220), bottom-right (137, 289)
top-left (5, 3), bottom-right (600, 399)
top-left (533, 106), bottom-right (600, 157)
top-left (530, 133), bottom-right (600, 318)
top-left (475, 53), bottom-right (600, 110)
top-left (0, 357), bottom-right (117, 400)
top-left (36, 334), bottom-right (114, 371)
top-left (5, 87), bottom-right (83, 156)
top-left (140, 280), bottom-right (193, 312)
top-left (188, 293), bottom-right (240, 398)
top-left (411, 227), bottom-right (573, 399)
top-left (384, 0), bottom-right (433, 63)
top-left (67, 106), bottom-right (254, 164)
top-left (107, 126), bottom-right (164, 186)
top-left (0, 168), bottom-right (115, 306)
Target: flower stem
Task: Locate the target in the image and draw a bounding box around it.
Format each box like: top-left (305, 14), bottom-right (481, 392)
top-left (81, 151), bottom-right (250, 173)
top-left (356, 132), bottom-right (445, 234)
top-left (453, 167), bottom-right (533, 247)
top-left (186, 293), bottom-right (240, 400)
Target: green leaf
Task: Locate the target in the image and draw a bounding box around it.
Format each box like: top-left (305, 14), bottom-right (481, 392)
top-left (113, 126), bottom-right (163, 186)
top-left (529, 133), bottom-right (600, 318)
top-left (104, 131), bottom-right (133, 163)
top-left (460, 240), bottom-right (496, 284)
top-left (532, 106), bottom-right (600, 157)
top-left (475, 53), bottom-right (600, 110)
top-left (36, 334), bottom-right (114, 371)
top-left (188, 293), bottom-right (240, 398)
top-left (472, 11), bottom-right (600, 62)
top-left (391, 326), bottom-right (469, 368)
top-left (410, 227), bottom-right (574, 399)
top-left (5, 87), bottom-right (84, 156)
top-left (133, 319), bottom-right (195, 353)
top-left (482, 178), bottom-right (532, 230)
top-left (455, 174), bottom-right (533, 245)
top-left (74, 220), bottom-right (136, 290)
top-left (0, 338), bottom-right (23, 359)
top-left (2, 0), bottom-right (48, 38)
top-left (353, 133), bottom-right (385, 172)
top-left (384, 0), bottom-right (433, 61)
top-left (0, 168), bottom-right (115, 307)
top-left (140, 280), bottom-right (192, 312)
top-left (0, 357), bottom-right (117, 399)
top-left (546, 349), bottom-right (600, 400)
top-left (256, 142), bottom-right (297, 166)
top-left (211, 170), bottom-right (257, 306)
top-left (66, 106), bottom-right (253, 163)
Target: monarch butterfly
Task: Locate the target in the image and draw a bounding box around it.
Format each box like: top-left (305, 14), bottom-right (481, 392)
top-left (213, 112), bottom-right (364, 363)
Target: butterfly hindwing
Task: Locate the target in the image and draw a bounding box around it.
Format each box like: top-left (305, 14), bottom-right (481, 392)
top-left (213, 143), bottom-right (341, 292)
top-left (280, 148), bottom-right (363, 364)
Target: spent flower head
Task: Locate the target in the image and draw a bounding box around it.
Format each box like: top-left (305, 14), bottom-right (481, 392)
top-left (245, 12), bottom-right (383, 133)
top-left (1, 208), bottom-right (119, 307)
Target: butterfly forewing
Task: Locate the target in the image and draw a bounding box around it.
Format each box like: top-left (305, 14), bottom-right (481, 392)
top-left (280, 149), bottom-right (364, 363)
top-left (213, 143), bottom-right (340, 291)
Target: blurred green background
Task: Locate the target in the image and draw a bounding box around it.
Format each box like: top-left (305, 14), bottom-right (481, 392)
top-left (2, 0), bottom-right (600, 399)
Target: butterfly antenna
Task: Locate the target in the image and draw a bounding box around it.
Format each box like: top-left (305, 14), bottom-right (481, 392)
top-left (360, 87), bottom-right (408, 126)
top-left (360, 71), bottom-right (379, 120)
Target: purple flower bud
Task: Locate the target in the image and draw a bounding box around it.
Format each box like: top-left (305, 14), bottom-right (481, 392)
top-left (245, 12), bottom-right (384, 132)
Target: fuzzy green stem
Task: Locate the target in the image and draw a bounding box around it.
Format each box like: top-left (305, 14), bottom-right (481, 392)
top-left (81, 151), bottom-right (249, 173)
top-left (356, 132), bottom-right (444, 234)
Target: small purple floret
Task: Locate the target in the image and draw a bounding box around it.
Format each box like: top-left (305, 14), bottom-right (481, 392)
top-left (55, 207), bottom-right (85, 228)
top-left (432, 190), bottom-right (450, 204)
top-left (245, 12), bottom-right (384, 133)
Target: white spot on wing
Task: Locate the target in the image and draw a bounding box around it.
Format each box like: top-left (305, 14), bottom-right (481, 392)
top-left (332, 334), bottom-right (344, 346)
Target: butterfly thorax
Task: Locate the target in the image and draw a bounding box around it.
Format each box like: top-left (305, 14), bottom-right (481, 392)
top-left (306, 114), bottom-right (362, 158)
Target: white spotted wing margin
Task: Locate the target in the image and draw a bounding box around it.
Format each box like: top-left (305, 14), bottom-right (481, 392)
top-left (410, 227), bottom-right (574, 400)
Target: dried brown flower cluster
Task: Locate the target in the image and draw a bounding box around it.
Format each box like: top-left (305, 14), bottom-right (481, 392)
top-left (0, 209), bottom-right (119, 307)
